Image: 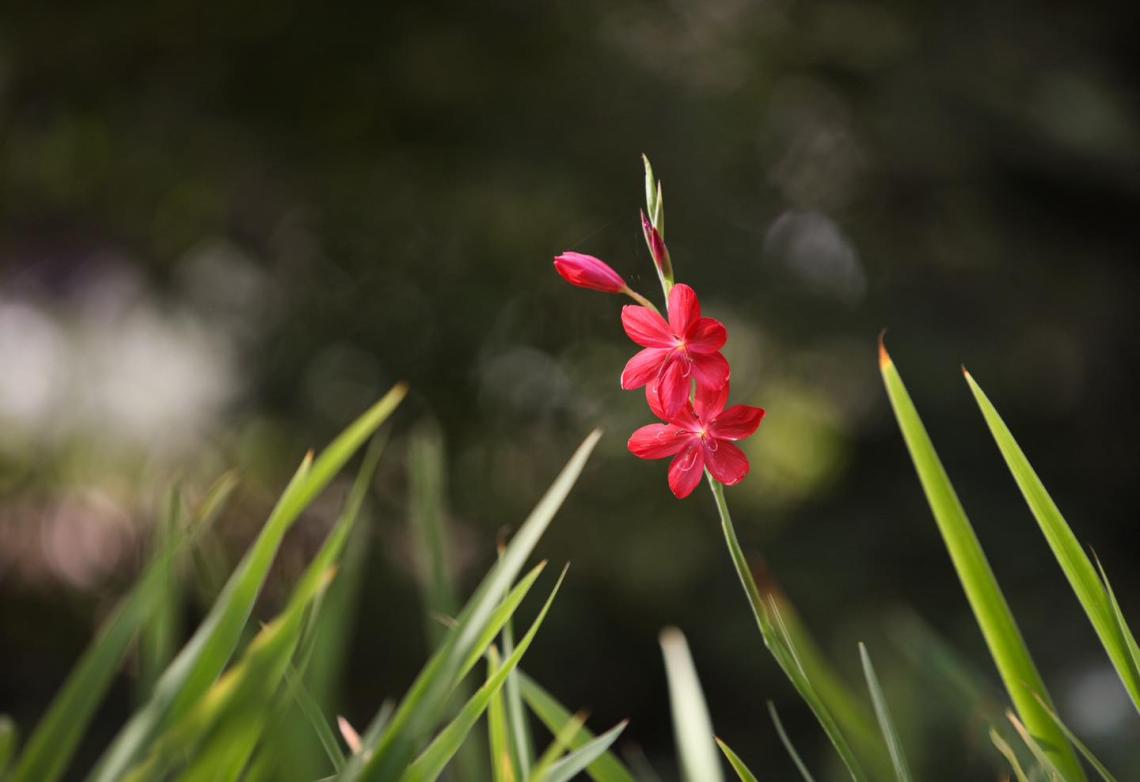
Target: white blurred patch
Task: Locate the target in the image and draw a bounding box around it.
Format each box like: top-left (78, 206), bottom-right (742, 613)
top-left (478, 347), bottom-right (573, 417)
top-left (177, 239), bottom-right (281, 345)
top-left (765, 210), bottom-right (865, 303)
top-left (0, 300), bottom-right (69, 429)
top-left (40, 489), bottom-right (134, 589)
top-left (1064, 665), bottom-right (1132, 738)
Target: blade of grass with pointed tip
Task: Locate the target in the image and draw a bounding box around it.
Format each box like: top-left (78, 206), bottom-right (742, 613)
top-left (397, 568), bottom-right (566, 782)
top-left (500, 618), bottom-right (531, 780)
top-left (858, 643), bottom-right (912, 782)
top-left (138, 488), bottom-right (185, 703)
top-left (767, 702), bottom-right (815, 782)
top-left (715, 738), bottom-right (760, 782)
top-left (1095, 558), bottom-right (1140, 678)
top-left (966, 371), bottom-right (1140, 712)
top-left (991, 729), bottom-right (1031, 782)
top-left (529, 712), bottom-right (587, 781)
top-left (90, 384), bottom-right (406, 782)
top-left (540, 721), bottom-right (628, 782)
top-left (9, 472), bottom-right (237, 782)
top-left (879, 344), bottom-right (1083, 780)
top-left (350, 430), bottom-right (601, 782)
top-left (518, 673), bottom-right (636, 782)
top-left (660, 628), bottom-right (723, 782)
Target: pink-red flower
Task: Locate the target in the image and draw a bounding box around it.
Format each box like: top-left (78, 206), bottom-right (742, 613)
top-left (620, 283), bottom-right (730, 419)
top-left (640, 210), bottom-right (672, 280)
top-left (628, 382), bottom-right (765, 499)
top-left (553, 252), bottom-right (629, 294)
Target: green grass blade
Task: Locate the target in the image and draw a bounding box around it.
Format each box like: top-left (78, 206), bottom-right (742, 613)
top-left (991, 729), bottom-right (1031, 782)
top-left (540, 721), bottom-right (628, 782)
top-left (857, 643), bottom-right (912, 782)
top-left (499, 616), bottom-right (531, 780)
top-left (878, 343), bottom-right (1084, 780)
top-left (1031, 694), bottom-right (1117, 782)
top-left (1005, 711), bottom-right (1064, 782)
top-left (398, 568), bottom-right (567, 782)
top-left (518, 673), bottom-right (636, 782)
top-left (486, 648), bottom-right (515, 782)
top-left (660, 628), bottom-right (723, 782)
top-left (529, 712), bottom-right (587, 781)
top-left (139, 488), bottom-right (185, 703)
top-left (766, 702), bottom-right (815, 782)
top-left (1094, 558), bottom-right (1140, 679)
top-left (90, 385), bottom-right (406, 782)
top-left (285, 664), bottom-right (348, 773)
top-left (351, 430), bottom-right (601, 781)
top-left (9, 473), bottom-right (237, 782)
top-left (966, 371), bottom-right (1140, 712)
top-left (714, 738), bottom-right (760, 782)
top-left (707, 475), bottom-right (865, 781)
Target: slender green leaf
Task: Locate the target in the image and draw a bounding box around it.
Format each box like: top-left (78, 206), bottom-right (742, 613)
top-left (500, 617), bottom-right (531, 780)
top-left (351, 430), bottom-right (601, 782)
top-left (398, 567), bottom-right (566, 782)
top-left (966, 371), bottom-right (1140, 712)
top-left (707, 475), bottom-right (865, 781)
top-left (486, 648), bottom-right (515, 782)
top-left (518, 673), bottom-right (636, 782)
top-left (857, 643), bottom-right (912, 782)
top-left (90, 384), bottom-right (406, 782)
top-left (1031, 693), bottom-right (1118, 782)
top-left (9, 473), bottom-right (237, 782)
top-left (1005, 711), bottom-right (1064, 782)
top-left (529, 712), bottom-right (587, 782)
top-left (879, 343), bottom-right (1083, 780)
top-left (767, 702), bottom-right (814, 782)
top-left (991, 729), bottom-right (1031, 782)
top-left (715, 738), bottom-right (760, 782)
top-left (1095, 558), bottom-right (1140, 680)
top-left (286, 663), bottom-right (348, 773)
top-left (660, 627), bottom-right (723, 782)
top-left (540, 721), bottom-right (628, 782)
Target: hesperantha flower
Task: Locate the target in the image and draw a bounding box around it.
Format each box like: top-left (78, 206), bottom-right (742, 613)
top-left (620, 283), bottom-right (730, 420)
top-left (628, 382), bottom-right (765, 498)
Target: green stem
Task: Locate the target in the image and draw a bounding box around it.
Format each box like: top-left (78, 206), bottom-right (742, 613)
top-left (706, 474), bottom-right (768, 631)
top-left (623, 287), bottom-right (662, 315)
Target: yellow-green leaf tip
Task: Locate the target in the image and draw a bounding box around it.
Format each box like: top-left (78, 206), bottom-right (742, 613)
top-left (878, 329), bottom-right (892, 370)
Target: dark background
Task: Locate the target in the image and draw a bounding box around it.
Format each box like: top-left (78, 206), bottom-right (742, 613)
top-left (2, 1), bottom-right (1140, 778)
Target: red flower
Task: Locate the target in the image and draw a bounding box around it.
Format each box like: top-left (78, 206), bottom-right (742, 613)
top-left (628, 382), bottom-right (765, 499)
top-left (640, 210), bottom-right (672, 280)
top-left (553, 252), bottom-right (628, 294)
top-left (620, 283), bottom-right (730, 419)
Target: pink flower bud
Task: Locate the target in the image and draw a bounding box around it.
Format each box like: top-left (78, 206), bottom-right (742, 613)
top-left (640, 210), bottom-right (673, 281)
top-left (553, 252), bottom-right (628, 294)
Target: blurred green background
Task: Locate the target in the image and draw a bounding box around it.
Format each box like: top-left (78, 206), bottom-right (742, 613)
top-left (2, 0), bottom-right (1139, 778)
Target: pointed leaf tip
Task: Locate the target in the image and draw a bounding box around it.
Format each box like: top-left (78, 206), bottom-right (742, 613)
top-left (878, 330), bottom-right (892, 370)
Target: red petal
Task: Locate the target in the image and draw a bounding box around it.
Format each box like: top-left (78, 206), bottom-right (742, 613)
top-left (694, 382), bottom-right (730, 421)
top-left (553, 252), bottom-right (628, 293)
top-left (667, 284), bottom-right (700, 336)
top-left (705, 440), bottom-right (750, 485)
top-left (656, 358), bottom-right (692, 420)
top-left (621, 347), bottom-right (668, 390)
top-left (690, 352), bottom-right (730, 394)
top-left (628, 423), bottom-right (692, 459)
top-left (712, 405), bottom-right (765, 441)
top-left (667, 443), bottom-right (706, 499)
top-left (687, 317), bottom-right (726, 353)
top-left (621, 306), bottom-right (673, 348)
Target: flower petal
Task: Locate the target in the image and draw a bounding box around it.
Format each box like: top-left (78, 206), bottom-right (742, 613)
top-left (553, 252), bottom-right (628, 293)
top-left (694, 382), bottom-right (730, 421)
top-left (621, 305), bottom-right (673, 348)
top-left (712, 405), bottom-right (765, 441)
top-left (655, 357), bottom-right (692, 420)
top-left (621, 347), bottom-right (668, 390)
top-left (686, 317), bottom-right (726, 353)
top-left (667, 442), bottom-right (706, 499)
top-left (690, 351), bottom-right (730, 394)
top-left (705, 440), bottom-right (750, 485)
top-left (628, 423), bottom-right (692, 460)
top-left (667, 284), bottom-right (700, 336)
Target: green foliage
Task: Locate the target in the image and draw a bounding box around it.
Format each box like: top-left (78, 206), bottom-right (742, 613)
top-left (879, 344), bottom-right (1085, 780)
top-left (857, 643), bottom-right (912, 782)
top-left (660, 628), bottom-right (723, 782)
